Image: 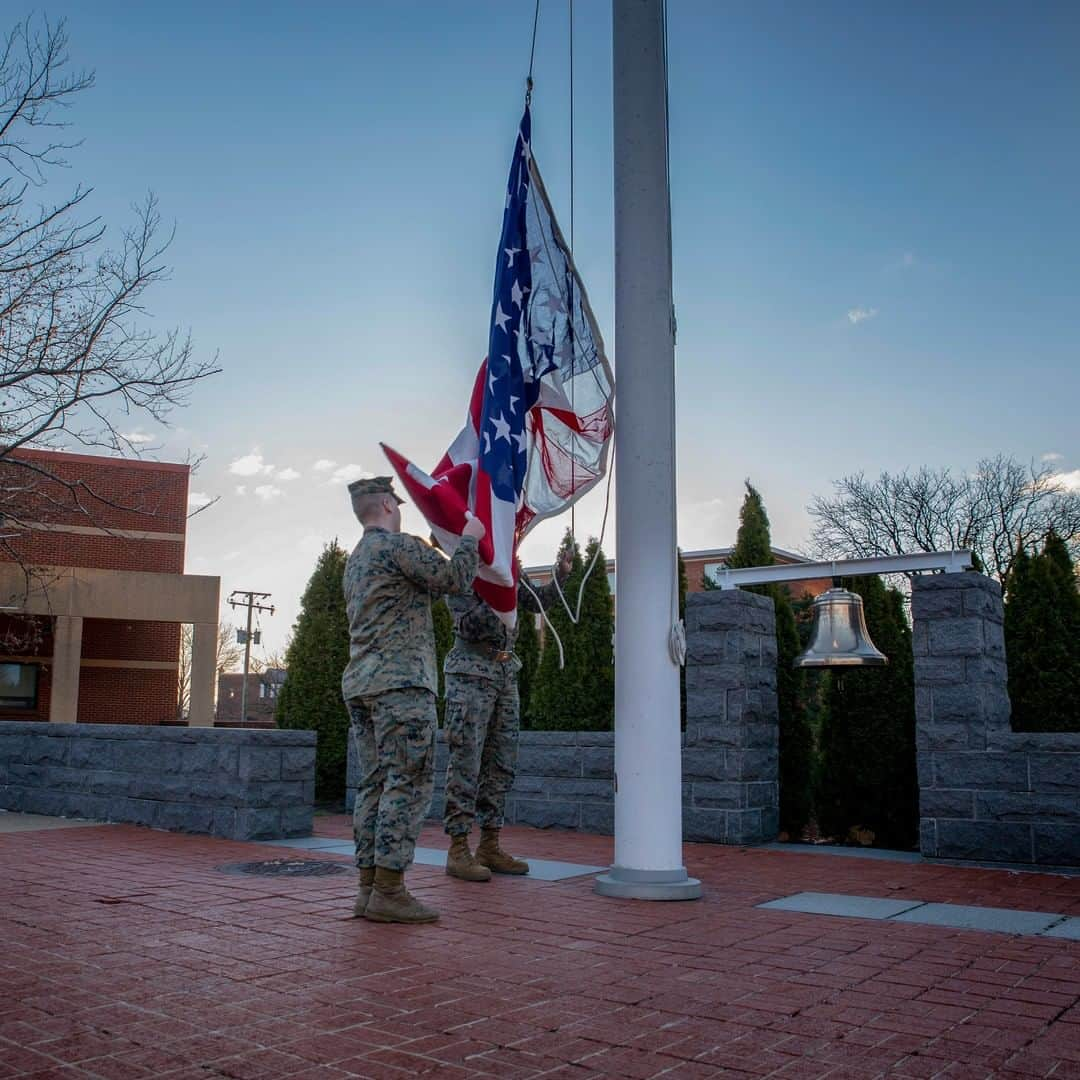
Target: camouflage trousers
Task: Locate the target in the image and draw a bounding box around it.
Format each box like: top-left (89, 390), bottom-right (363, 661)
top-left (347, 687), bottom-right (436, 871)
top-left (443, 670), bottom-right (520, 836)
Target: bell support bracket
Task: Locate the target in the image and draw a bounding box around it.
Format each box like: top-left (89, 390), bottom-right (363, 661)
top-left (710, 550), bottom-right (973, 591)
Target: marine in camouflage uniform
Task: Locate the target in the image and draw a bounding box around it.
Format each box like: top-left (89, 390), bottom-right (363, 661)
top-left (342, 476), bottom-right (480, 921)
top-left (442, 554), bottom-right (570, 879)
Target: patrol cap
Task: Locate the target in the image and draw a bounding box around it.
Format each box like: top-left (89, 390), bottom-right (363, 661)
top-left (347, 476), bottom-right (404, 505)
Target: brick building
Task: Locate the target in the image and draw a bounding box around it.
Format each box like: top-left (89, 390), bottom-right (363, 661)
top-left (216, 668), bottom-right (287, 728)
top-left (0, 449), bottom-right (219, 725)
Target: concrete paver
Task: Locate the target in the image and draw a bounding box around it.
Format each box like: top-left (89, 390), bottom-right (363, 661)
top-left (891, 901), bottom-right (1066, 936)
top-left (1041, 916), bottom-right (1080, 941)
top-left (259, 835), bottom-right (608, 882)
top-left (0, 810), bottom-right (109, 833)
top-left (758, 891), bottom-right (927, 920)
top-left (2, 814), bottom-right (1079, 1079)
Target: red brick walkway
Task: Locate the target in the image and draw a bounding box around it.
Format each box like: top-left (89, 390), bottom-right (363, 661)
top-left (2, 816), bottom-right (1079, 1079)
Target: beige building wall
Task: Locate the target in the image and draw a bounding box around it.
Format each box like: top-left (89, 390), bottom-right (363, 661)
top-left (0, 565), bottom-right (220, 726)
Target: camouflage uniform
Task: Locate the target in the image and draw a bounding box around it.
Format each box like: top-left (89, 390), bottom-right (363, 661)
top-left (343, 527), bottom-right (479, 871)
top-left (443, 571), bottom-right (565, 836)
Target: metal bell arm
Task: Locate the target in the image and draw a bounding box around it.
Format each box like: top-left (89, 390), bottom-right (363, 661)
top-left (710, 550), bottom-right (973, 590)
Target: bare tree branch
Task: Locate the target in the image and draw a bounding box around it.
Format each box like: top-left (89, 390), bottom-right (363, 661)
top-left (177, 620), bottom-right (244, 722)
top-left (809, 456), bottom-right (1080, 588)
top-left (0, 15), bottom-right (220, 583)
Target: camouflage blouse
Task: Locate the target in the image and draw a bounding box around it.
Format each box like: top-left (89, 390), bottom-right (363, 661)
top-left (445, 570), bottom-right (567, 680)
top-left (341, 529), bottom-right (479, 699)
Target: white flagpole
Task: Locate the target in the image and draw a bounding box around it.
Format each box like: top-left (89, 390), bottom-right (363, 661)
top-left (595, 0), bottom-right (701, 901)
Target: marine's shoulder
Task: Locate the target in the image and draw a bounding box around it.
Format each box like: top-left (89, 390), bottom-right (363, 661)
top-left (355, 528), bottom-right (417, 551)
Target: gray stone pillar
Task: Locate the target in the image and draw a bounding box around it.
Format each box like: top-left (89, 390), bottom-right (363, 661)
top-left (913, 573), bottom-right (1012, 857)
top-left (683, 590), bottom-right (779, 845)
top-left (914, 572), bottom-right (1080, 867)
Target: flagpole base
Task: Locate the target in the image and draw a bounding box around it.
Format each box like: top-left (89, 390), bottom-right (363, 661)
top-left (594, 866), bottom-right (702, 901)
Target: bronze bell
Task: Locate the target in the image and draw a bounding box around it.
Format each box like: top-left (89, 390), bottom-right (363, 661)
top-left (795, 587), bottom-right (888, 668)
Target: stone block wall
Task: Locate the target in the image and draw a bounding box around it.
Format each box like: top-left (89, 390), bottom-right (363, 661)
top-left (434, 730), bottom-right (616, 832)
top-left (913, 574), bottom-right (1080, 867)
top-left (683, 589), bottom-right (780, 845)
top-left (0, 721), bottom-right (316, 840)
top-left (348, 730), bottom-right (616, 833)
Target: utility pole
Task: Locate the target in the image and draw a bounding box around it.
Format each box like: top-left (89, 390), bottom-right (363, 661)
top-left (227, 590), bottom-right (274, 725)
top-left (596, 0), bottom-right (700, 900)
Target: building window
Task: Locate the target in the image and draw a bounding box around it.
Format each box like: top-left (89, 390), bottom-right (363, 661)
top-left (0, 662), bottom-right (39, 709)
top-left (704, 561), bottom-right (728, 586)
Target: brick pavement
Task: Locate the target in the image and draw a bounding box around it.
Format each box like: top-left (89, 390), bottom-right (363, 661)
top-left (2, 815), bottom-right (1079, 1079)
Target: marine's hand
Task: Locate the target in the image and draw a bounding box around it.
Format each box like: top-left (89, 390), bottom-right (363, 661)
top-left (556, 549), bottom-right (573, 578)
top-left (463, 513), bottom-right (486, 541)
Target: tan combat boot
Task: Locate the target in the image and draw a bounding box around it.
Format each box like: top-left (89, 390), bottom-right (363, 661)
top-left (445, 834), bottom-right (492, 882)
top-left (475, 828), bottom-right (529, 875)
top-left (352, 866), bottom-right (375, 918)
top-left (363, 867), bottom-right (440, 924)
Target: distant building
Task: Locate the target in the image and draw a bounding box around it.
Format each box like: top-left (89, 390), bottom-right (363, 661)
top-left (0, 448), bottom-right (219, 725)
top-left (216, 667), bottom-right (286, 728)
top-left (524, 545), bottom-right (833, 614)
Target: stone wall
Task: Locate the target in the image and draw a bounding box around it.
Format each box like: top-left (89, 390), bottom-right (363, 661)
top-left (340, 575), bottom-right (1079, 868)
top-left (682, 589), bottom-right (780, 845)
top-left (913, 574), bottom-right (1080, 867)
top-left (0, 721), bottom-right (316, 840)
top-left (348, 729), bottom-right (616, 833)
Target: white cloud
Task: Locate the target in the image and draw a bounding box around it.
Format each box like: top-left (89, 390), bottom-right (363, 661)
top-left (901, 252), bottom-right (916, 267)
top-left (187, 491), bottom-right (213, 510)
top-left (254, 484), bottom-right (284, 501)
top-left (1053, 470), bottom-right (1080, 493)
top-left (1042, 452), bottom-right (1064, 463)
top-left (235, 485), bottom-right (247, 496)
top-left (229, 451), bottom-right (274, 477)
top-left (121, 428), bottom-right (155, 445)
top-left (329, 464), bottom-right (374, 486)
top-left (847, 307), bottom-right (879, 325)
top-left (313, 459), bottom-right (337, 472)
top-left (275, 467), bottom-right (301, 481)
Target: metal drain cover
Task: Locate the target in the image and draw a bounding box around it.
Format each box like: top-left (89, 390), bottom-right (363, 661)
top-left (217, 858), bottom-right (348, 877)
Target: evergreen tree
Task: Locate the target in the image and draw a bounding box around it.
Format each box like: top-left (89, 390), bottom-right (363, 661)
top-left (1005, 533), bottom-right (1080, 733)
top-left (791, 593), bottom-right (829, 809)
top-left (432, 598), bottom-right (453, 725)
top-left (774, 589), bottom-right (813, 836)
top-left (574, 538), bottom-right (615, 730)
top-left (516, 603), bottom-right (540, 727)
top-left (726, 481), bottom-right (814, 838)
top-left (1044, 528), bottom-right (1078, 583)
top-left (529, 530), bottom-right (584, 729)
top-left (817, 575), bottom-right (917, 849)
top-left (726, 481), bottom-right (773, 571)
top-left (276, 541), bottom-right (350, 800)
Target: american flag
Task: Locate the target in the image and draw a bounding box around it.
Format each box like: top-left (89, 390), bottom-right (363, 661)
top-left (383, 106), bottom-right (614, 626)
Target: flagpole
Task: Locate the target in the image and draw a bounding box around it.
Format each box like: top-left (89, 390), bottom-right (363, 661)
top-left (595, 0), bottom-right (700, 901)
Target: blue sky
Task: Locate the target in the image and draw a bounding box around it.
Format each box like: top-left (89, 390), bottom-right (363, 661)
top-left (34, 2), bottom-right (1080, 653)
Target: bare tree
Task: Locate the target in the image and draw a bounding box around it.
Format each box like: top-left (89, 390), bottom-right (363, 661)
top-left (809, 455), bottom-right (1080, 587)
top-left (0, 16), bottom-right (218, 544)
top-left (177, 620), bottom-right (243, 722)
